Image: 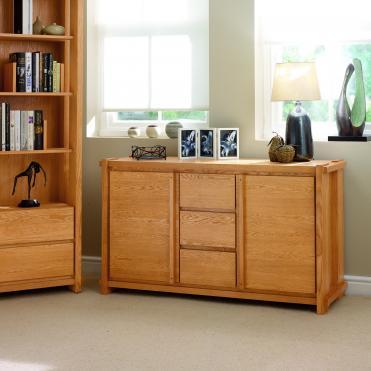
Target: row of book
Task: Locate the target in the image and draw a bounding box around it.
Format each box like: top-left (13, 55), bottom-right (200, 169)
top-left (10, 52), bottom-right (64, 93)
top-left (14, 0), bottom-right (33, 34)
top-left (0, 103), bottom-right (44, 151)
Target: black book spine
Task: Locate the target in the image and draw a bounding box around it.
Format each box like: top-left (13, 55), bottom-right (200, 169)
top-left (42, 53), bottom-right (49, 92)
top-left (10, 52), bottom-right (26, 92)
top-left (47, 54), bottom-right (54, 92)
top-left (13, 0), bottom-right (23, 34)
top-left (32, 52), bottom-right (37, 92)
top-left (34, 110), bottom-right (43, 150)
top-left (5, 103), bottom-right (10, 151)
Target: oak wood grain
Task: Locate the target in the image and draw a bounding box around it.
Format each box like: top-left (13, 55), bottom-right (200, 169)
top-left (180, 210), bottom-right (235, 249)
top-left (180, 249), bottom-right (236, 288)
top-left (0, 242), bottom-right (74, 283)
top-left (109, 171), bottom-right (174, 284)
top-left (180, 173), bottom-right (236, 210)
top-left (244, 176), bottom-right (316, 295)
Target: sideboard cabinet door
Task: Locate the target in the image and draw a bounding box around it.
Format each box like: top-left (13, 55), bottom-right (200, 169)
top-left (109, 171), bottom-right (174, 284)
top-left (244, 176), bottom-right (315, 295)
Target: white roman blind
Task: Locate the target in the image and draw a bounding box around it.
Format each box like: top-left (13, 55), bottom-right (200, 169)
top-left (90, 0), bottom-right (209, 112)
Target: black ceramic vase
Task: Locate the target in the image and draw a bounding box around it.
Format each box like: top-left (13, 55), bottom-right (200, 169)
top-left (336, 64), bottom-right (354, 136)
top-left (285, 102), bottom-right (313, 162)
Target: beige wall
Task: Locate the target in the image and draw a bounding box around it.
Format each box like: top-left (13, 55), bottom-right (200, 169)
top-left (83, 0), bottom-right (371, 277)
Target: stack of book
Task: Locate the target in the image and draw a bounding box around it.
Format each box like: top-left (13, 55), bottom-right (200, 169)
top-left (14, 0), bottom-right (33, 34)
top-left (10, 52), bottom-right (64, 93)
top-left (0, 103), bottom-right (44, 151)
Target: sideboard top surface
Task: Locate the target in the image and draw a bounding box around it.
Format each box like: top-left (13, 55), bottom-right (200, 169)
top-left (101, 157), bottom-right (345, 176)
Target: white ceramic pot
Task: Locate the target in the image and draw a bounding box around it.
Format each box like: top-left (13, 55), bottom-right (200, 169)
top-left (146, 125), bottom-right (161, 138)
top-left (165, 121), bottom-right (183, 139)
top-left (128, 127), bottom-right (141, 138)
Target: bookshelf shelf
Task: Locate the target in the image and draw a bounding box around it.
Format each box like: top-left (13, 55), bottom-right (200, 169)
top-left (0, 0), bottom-right (83, 295)
top-left (0, 148), bottom-right (72, 156)
top-left (0, 92), bottom-right (72, 97)
top-left (0, 33), bottom-right (73, 42)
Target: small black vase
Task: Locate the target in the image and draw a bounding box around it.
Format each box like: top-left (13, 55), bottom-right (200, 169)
top-left (285, 102), bottom-right (313, 162)
top-left (336, 64), bottom-right (354, 136)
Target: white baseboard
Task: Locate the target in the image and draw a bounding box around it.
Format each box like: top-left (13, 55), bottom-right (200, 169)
top-left (81, 257), bottom-right (371, 297)
top-left (345, 275), bottom-right (371, 296)
top-left (83, 255), bottom-right (101, 274)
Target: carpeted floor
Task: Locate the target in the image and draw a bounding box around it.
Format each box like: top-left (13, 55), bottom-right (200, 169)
top-left (0, 274), bottom-right (371, 371)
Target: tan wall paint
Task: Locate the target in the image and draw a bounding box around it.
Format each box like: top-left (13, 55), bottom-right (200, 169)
top-left (83, 0), bottom-right (371, 276)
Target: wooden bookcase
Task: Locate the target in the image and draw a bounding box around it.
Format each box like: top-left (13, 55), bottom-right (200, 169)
top-left (0, 0), bottom-right (83, 293)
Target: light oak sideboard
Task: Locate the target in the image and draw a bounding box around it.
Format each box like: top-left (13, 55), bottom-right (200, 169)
top-left (100, 158), bottom-right (346, 314)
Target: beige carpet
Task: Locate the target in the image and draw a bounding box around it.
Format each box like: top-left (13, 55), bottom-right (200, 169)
top-left (0, 274), bottom-right (371, 371)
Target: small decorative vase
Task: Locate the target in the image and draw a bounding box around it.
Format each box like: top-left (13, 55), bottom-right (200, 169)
top-left (165, 121), bottom-right (183, 139)
top-left (43, 23), bottom-right (65, 35)
top-left (33, 16), bottom-right (44, 35)
top-left (146, 125), bottom-right (161, 138)
top-left (336, 64), bottom-right (354, 136)
top-left (128, 127), bottom-right (140, 138)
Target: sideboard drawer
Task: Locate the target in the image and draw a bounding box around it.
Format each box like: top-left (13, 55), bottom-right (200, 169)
top-left (180, 211), bottom-right (235, 249)
top-left (180, 173), bottom-right (235, 210)
top-left (180, 249), bottom-right (236, 288)
top-left (0, 205), bottom-right (74, 246)
top-left (0, 242), bottom-right (74, 283)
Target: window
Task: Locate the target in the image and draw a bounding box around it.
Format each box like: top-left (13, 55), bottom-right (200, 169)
top-left (255, 0), bottom-right (371, 141)
top-left (87, 0), bottom-right (209, 137)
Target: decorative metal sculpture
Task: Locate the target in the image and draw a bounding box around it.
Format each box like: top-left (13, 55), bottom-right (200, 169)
top-left (131, 145), bottom-right (167, 160)
top-left (12, 161), bottom-right (47, 208)
top-left (336, 58), bottom-right (366, 137)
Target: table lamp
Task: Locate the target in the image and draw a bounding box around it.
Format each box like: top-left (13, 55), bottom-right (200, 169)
top-left (271, 62), bottom-right (321, 161)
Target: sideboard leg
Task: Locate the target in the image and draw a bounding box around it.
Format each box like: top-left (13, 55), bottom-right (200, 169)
top-left (316, 298), bottom-right (329, 314)
top-left (100, 281), bottom-right (113, 295)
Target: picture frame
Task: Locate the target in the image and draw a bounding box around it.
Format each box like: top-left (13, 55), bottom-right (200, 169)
top-left (178, 129), bottom-right (197, 159)
top-left (198, 128), bottom-right (217, 159)
top-left (217, 128), bottom-right (239, 160)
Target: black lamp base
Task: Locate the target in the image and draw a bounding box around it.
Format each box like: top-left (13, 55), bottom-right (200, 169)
top-left (285, 102), bottom-right (313, 162)
top-left (18, 199), bottom-right (41, 208)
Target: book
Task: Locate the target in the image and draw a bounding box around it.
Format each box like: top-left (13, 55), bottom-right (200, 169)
top-left (1, 103), bottom-right (5, 151)
top-left (10, 53), bottom-right (26, 92)
top-left (25, 52), bottom-right (32, 93)
top-left (56, 63), bottom-right (61, 92)
top-left (20, 110), bottom-right (28, 150)
top-left (34, 110), bottom-right (43, 150)
top-left (10, 111), bottom-right (15, 151)
top-left (15, 111), bottom-right (21, 151)
top-left (13, 0), bottom-right (32, 34)
top-left (53, 61), bottom-right (57, 92)
top-left (27, 111), bottom-right (34, 150)
top-left (47, 54), bottom-right (54, 92)
top-left (32, 52), bottom-right (40, 92)
top-left (42, 53), bottom-right (49, 92)
top-left (5, 103), bottom-right (10, 151)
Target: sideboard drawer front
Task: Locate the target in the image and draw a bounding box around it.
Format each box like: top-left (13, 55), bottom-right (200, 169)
top-left (0, 243), bottom-right (74, 283)
top-left (180, 249), bottom-right (236, 288)
top-left (180, 211), bottom-right (235, 249)
top-left (180, 173), bottom-right (235, 210)
top-left (0, 205), bottom-right (74, 246)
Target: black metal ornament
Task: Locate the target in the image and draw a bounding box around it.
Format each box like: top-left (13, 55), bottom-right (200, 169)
top-left (12, 161), bottom-right (47, 208)
top-left (131, 145), bottom-right (167, 160)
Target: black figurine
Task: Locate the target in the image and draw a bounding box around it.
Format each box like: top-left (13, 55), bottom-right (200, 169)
top-left (12, 161), bottom-right (47, 208)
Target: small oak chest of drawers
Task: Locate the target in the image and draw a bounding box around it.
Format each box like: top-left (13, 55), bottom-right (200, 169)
top-left (100, 158), bottom-right (346, 314)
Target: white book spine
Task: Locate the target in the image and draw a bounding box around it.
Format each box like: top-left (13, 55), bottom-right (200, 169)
top-left (22, 0), bottom-right (28, 34)
top-left (21, 111), bottom-right (28, 150)
top-left (10, 111), bottom-right (15, 151)
top-left (25, 52), bottom-right (32, 92)
top-left (29, 0), bottom-right (33, 34)
top-left (27, 111), bottom-right (34, 150)
top-left (1, 103), bottom-right (5, 151)
top-left (15, 111), bottom-right (21, 151)
top-left (35, 52), bottom-right (40, 92)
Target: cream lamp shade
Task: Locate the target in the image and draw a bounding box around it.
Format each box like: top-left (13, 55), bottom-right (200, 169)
top-left (271, 62), bottom-right (321, 101)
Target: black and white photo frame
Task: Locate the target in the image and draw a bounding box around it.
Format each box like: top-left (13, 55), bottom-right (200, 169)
top-left (198, 128), bottom-right (217, 159)
top-left (217, 128), bottom-right (239, 159)
top-left (178, 128), bottom-right (197, 159)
